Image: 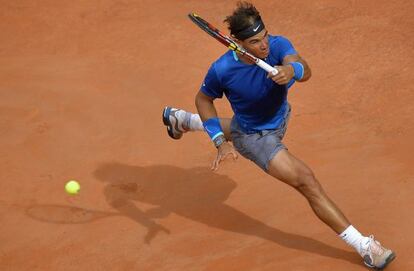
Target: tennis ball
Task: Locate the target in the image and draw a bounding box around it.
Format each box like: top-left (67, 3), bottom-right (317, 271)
top-left (65, 180), bottom-right (80, 195)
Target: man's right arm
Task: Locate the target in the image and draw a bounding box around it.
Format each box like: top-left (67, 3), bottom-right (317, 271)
top-left (195, 90), bottom-right (219, 122)
top-left (195, 90), bottom-right (238, 170)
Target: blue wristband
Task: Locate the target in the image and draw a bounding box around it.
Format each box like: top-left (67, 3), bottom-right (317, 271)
top-left (289, 62), bottom-right (304, 81)
top-left (203, 118), bottom-right (224, 140)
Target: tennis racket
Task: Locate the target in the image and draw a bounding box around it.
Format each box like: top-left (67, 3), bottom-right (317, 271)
top-left (188, 12), bottom-right (278, 75)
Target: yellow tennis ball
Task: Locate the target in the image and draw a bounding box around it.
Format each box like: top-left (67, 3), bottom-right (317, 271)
top-left (65, 180), bottom-right (80, 195)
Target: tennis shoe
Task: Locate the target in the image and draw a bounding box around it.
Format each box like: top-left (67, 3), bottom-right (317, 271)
top-left (360, 235), bottom-right (395, 270)
top-left (162, 106), bottom-right (187, 140)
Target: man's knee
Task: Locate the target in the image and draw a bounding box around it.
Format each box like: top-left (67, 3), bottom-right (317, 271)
top-left (268, 150), bottom-right (323, 197)
top-left (294, 167), bottom-right (322, 197)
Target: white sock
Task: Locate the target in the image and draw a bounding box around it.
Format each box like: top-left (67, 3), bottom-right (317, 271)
top-left (339, 225), bottom-right (370, 255)
top-left (183, 112), bottom-right (203, 131)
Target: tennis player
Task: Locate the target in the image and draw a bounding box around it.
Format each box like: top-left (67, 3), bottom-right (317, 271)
top-left (162, 1), bottom-right (395, 269)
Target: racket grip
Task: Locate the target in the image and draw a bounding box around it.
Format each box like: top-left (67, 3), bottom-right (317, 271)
top-left (256, 59), bottom-right (278, 75)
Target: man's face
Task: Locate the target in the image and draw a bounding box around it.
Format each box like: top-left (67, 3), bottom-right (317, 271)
top-left (238, 29), bottom-right (269, 59)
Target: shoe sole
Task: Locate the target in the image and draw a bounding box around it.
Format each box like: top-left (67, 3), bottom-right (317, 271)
top-left (377, 252), bottom-right (396, 270)
top-left (162, 106), bottom-right (179, 140)
top-left (162, 106), bottom-right (171, 126)
top-left (365, 252), bottom-right (396, 270)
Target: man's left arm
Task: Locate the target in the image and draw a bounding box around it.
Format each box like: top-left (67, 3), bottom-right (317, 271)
top-left (283, 54), bottom-right (311, 82)
top-left (268, 54), bottom-right (312, 85)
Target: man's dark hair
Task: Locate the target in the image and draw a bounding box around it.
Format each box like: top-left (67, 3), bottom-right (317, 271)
top-left (224, 1), bottom-right (261, 37)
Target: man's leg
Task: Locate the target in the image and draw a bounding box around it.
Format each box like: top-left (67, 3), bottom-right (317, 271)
top-left (162, 106), bottom-right (395, 269)
top-left (267, 149), bottom-right (349, 233)
top-left (163, 107), bottom-right (350, 232)
top-left (162, 106), bottom-right (232, 140)
top-left (267, 149), bottom-right (395, 269)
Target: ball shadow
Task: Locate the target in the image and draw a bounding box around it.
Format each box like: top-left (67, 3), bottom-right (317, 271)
top-left (25, 204), bottom-right (118, 224)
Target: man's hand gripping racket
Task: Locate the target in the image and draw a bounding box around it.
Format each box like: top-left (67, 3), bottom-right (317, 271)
top-left (188, 13), bottom-right (278, 76)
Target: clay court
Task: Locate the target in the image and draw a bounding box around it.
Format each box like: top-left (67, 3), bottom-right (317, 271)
top-left (1, 1), bottom-right (413, 270)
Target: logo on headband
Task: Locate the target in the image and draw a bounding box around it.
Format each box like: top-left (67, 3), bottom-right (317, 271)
top-left (232, 19), bottom-right (265, 40)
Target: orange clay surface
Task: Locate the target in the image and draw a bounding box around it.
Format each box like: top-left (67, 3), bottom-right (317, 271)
top-left (1, 1), bottom-right (413, 270)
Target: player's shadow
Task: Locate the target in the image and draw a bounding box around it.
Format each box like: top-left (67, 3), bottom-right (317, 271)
top-left (94, 162), bottom-right (359, 264)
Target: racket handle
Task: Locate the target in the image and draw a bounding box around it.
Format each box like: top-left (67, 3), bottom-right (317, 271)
top-left (256, 59), bottom-right (278, 75)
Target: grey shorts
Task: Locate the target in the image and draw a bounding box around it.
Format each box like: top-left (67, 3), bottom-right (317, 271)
top-left (230, 105), bottom-right (291, 172)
